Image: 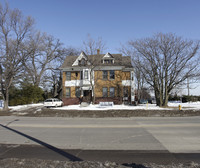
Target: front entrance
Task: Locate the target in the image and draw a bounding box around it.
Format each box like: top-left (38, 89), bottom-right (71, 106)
top-left (82, 90), bottom-right (92, 103)
top-left (123, 87), bottom-right (130, 105)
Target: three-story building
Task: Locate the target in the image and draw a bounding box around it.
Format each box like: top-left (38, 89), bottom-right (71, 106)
top-left (60, 51), bottom-right (134, 105)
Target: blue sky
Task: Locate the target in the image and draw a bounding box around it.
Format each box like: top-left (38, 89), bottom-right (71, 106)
top-left (1, 0), bottom-right (200, 95)
top-left (2, 0), bottom-right (200, 52)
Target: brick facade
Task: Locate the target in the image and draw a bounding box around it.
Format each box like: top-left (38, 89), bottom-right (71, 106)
top-left (62, 97), bottom-right (80, 106)
top-left (61, 52), bottom-right (134, 106)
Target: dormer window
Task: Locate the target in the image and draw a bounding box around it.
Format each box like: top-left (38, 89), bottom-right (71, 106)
top-left (81, 59), bottom-right (85, 65)
top-left (102, 59), bottom-right (114, 64)
top-left (104, 59), bottom-right (114, 64)
top-left (79, 58), bottom-right (86, 66)
top-left (72, 52), bottom-right (89, 66)
top-left (102, 52), bottom-right (114, 64)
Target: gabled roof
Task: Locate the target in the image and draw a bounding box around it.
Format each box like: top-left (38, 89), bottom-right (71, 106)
top-left (103, 52), bottom-right (114, 59)
top-left (60, 52), bottom-right (132, 69)
top-left (72, 52), bottom-right (90, 66)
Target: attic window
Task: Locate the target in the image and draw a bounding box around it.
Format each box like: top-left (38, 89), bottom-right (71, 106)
top-left (102, 59), bottom-right (114, 64)
top-left (79, 58), bottom-right (86, 66)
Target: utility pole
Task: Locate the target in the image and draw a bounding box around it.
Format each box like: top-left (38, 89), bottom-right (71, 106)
top-left (187, 78), bottom-right (190, 96)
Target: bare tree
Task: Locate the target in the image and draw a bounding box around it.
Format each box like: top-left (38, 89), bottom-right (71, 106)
top-left (80, 35), bottom-right (107, 103)
top-left (63, 47), bottom-right (80, 57)
top-left (119, 45), bottom-right (146, 103)
top-left (127, 33), bottom-right (200, 107)
top-left (83, 34), bottom-right (106, 55)
top-left (0, 3), bottom-right (34, 110)
top-left (49, 47), bottom-right (80, 98)
top-left (23, 31), bottom-right (63, 87)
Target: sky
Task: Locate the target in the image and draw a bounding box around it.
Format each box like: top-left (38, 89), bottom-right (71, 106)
top-left (1, 0), bottom-right (200, 95)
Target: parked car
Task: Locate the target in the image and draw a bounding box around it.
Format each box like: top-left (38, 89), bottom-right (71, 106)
top-left (139, 99), bottom-right (148, 104)
top-left (44, 98), bottom-right (63, 107)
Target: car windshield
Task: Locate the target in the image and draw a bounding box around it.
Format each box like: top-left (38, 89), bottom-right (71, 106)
top-left (45, 99), bottom-right (53, 102)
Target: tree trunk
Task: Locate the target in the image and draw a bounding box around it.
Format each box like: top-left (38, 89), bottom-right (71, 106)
top-left (3, 89), bottom-right (9, 110)
top-left (163, 95), bottom-right (169, 107)
top-left (154, 81), bottom-right (160, 106)
top-left (53, 83), bottom-right (58, 97)
top-left (159, 91), bottom-right (163, 107)
top-left (137, 80), bottom-right (140, 101)
top-left (92, 85), bottom-right (95, 104)
top-left (155, 91), bottom-right (160, 106)
top-left (162, 86), bottom-right (169, 107)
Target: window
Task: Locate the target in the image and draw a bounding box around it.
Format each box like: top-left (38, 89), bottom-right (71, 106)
top-left (79, 58), bottom-right (86, 66)
top-left (103, 87), bottom-right (108, 97)
top-left (131, 71), bottom-right (134, 81)
top-left (81, 59), bottom-right (85, 65)
top-left (80, 71), bottom-right (83, 80)
top-left (104, 59), bottom-right (110, 64)
top-left (110, 70), bottom-right (115, 79)
top-left (123, 87), bottom-right (129, 97)
top-left (66, 88), bottom-right (71, 97)
top-left (102, 59), bottom-right (114, 64)
top-left (103, 70), bottom-right (108, 80)
top-left (66, 72), bottom-right (71, 81)
top-left (84, 70), bottom-right (88, 79)
top-left (110, 87), bottom-right (115, 97)
top-left (75, 87), bottom-right (81, 97)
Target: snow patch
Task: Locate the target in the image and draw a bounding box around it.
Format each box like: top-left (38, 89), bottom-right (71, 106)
top-left (54, 102), bottom-right (200, 111)
top-left (9, 103), bottom-right (43, 111)
top-left (7, 102), bottom-right (200, 111)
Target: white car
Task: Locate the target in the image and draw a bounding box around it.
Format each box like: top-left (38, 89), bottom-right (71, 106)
top-left (44, 98), bottom-right (63, 107)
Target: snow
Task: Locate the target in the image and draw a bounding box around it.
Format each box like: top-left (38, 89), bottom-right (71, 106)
top-left (168, 102), bottom-right (200, 109)
top-left (9, 103), bottom-right (44, 111)
top-left (5, 102), bottom-right (200, 111)
top-left (55, 102), bottom-right (200, 111)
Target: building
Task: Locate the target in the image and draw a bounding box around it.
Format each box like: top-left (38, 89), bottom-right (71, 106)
top-left (60, 50), bottom-right (134, 105)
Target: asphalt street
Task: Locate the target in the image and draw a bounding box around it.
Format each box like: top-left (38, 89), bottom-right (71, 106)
top-left (0, 116), bottom-right (200, 164)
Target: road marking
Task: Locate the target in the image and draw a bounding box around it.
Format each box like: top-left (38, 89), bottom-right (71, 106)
top-left (5, 123), bottom-right (200, 128)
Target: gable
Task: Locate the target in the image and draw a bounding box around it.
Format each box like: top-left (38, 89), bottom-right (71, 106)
top-left (103, 52), bottom-right (114, 58)
top-left (71, 52), bottom-right (91, 66)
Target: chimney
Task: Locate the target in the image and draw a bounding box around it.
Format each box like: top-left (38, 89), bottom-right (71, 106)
top-left (97, 49), bottom-right (100, 55)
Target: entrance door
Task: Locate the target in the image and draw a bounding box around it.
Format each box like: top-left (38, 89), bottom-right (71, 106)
top-left (123, 87), bottom-right (129, 105)
top-left (83, 90), bottom-right (92, 103)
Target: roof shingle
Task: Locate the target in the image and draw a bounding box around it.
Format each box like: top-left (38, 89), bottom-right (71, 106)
top-left (60, 53), bottom-right (132, 69)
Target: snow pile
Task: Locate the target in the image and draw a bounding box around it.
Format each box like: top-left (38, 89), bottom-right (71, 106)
top-left (9, 103), bottom-right (43, 111)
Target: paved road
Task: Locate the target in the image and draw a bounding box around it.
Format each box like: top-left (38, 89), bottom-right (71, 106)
top-left (1, 144), bottom-right (200, 164)
top-left (0, 116), bottom-right (200, 163)
top-left (0, 116), bottom-right (200, 152)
